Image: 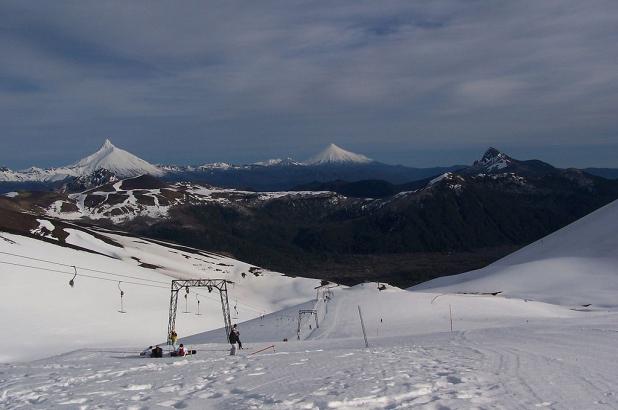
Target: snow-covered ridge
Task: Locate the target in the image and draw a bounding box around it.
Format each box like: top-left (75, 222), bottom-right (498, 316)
top-left (305, 143), bottom-right (373, 165)
top-left (45, 179), bottom-right (341, 223)
top-left (253, 157), bottom-right (304, 167)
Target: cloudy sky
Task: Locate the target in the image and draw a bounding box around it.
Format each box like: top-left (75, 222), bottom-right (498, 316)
top-left (1, 0), bottom-right (617, 169)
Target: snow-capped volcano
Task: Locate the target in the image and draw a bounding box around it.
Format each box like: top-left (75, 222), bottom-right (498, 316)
top-left (0, 139), bottom-right (164, 183)
top-left (69, 139), bottom-right (163, 177)
top-left (305, 143), bottom-right (372, 165)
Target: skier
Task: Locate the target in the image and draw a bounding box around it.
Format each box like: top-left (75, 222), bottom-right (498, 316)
top-left (177, 344), bottom-right (186, 356)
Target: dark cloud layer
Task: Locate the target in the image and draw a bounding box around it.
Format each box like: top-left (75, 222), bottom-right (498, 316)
top-left (1, 1), bottom-right (617, 168)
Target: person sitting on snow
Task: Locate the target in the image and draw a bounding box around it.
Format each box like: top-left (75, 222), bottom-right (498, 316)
top-left (151, 345), bottom-right (163, 358)
top-left (177, 344), bottom-right (186, 356)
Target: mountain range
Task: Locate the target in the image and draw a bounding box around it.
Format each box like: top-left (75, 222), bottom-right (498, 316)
top-left (2, 140), bottom-right (617, 194)
top-left (4, 141), bottom-right (618, 287)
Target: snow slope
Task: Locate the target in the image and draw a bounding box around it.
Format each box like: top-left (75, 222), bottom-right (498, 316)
top-left (0, 228), bottom-right (319, 363)
top-left (413, 199), bottom-right (618, 308)
top-left (1, 284), bottom-right (616, 409)
top-left (305, 143), bottom-right (372, 165)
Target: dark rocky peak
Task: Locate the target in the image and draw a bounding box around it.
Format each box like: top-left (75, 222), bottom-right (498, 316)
top-left (474, 147), bottom-right (513, 169)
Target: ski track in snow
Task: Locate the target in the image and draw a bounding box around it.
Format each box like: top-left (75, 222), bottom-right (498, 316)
top-left (1, 316), bottom-right (616, 410)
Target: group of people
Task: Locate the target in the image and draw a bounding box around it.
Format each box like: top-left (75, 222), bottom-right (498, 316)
top-left (140, 324), bottom-right (243, 358)
top-left (139, 329), bottom-right (190, 358)
top-left (170, 330), bottom-right (190, 356)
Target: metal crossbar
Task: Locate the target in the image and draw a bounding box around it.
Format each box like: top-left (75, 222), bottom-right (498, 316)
top-left (167, 279), bottom-right (233, 344)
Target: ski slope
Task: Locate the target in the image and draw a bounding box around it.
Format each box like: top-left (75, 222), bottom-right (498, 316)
top-left (413, 199), bottom-right (618, 308)
top-left (0, 284), bottom-right (616, 409)
top-left (0, 229), bottom-right (319, 363)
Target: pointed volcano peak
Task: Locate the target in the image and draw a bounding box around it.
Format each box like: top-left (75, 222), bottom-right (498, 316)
top-left (69, 139), bottom-right (164, 177)
top-left (101, 138), bottom-right (115, 150)
top-left (305, 143), bottom-right (372, 165)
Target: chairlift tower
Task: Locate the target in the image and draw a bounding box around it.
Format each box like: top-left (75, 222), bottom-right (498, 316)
top-left (167, 279), bottom-right (233, 345)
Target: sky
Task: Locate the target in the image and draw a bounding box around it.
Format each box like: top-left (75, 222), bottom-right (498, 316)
top-left (1, 0), bottom-right (617, 169)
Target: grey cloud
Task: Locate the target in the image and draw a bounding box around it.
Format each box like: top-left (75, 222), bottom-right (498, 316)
top-left (0, 0), bottom-right (617, 168)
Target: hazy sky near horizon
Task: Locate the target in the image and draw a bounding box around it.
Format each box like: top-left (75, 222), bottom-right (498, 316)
top-left (1, 0), bottom-right (618, 169)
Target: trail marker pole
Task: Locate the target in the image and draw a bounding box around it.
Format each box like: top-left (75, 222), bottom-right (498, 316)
top-left (449, 304), bottom-right (453, 332)
top-left (358, 305), bottom-right (369, 348)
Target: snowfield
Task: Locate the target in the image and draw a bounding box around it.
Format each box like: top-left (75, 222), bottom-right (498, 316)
top-left (2, 197), bottom-right (618, 408)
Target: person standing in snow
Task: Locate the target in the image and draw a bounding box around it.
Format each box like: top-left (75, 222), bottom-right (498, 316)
top-left (170, 329), bottom-right (178, 350)
top-left (229, 324), bottom-right (242, 350)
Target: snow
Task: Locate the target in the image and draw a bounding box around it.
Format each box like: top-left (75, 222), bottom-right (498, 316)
top-left (413, 198), bottom-right (618, 308)
top-left (3, 192), bottom-right (18, 198)
top-left (305, 143), bottom-right (372, 165)
top-left (29, 219), bottom-right (57, 240)
top-left (197, 162), bottom-right (236, 170)
top-left (429, 172), bottom-right (451, 185)
top-left (253, 158), bottom-right (304, 167)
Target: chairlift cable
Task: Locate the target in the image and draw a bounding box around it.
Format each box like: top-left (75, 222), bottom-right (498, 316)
top-left (0, 260), bottom-right (168, 289)
top-left (0, 251), bottom-right (169, 285)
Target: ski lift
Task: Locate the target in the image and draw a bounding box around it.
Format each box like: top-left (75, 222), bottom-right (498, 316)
top-left (118, 281), bottom-right (126, 313)
top-left (69, 266), bottom-right (77, 288)
top-left (182, 286), bottom-right (190, 313)
top-left (195, 294), bottom-right (201, 316)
